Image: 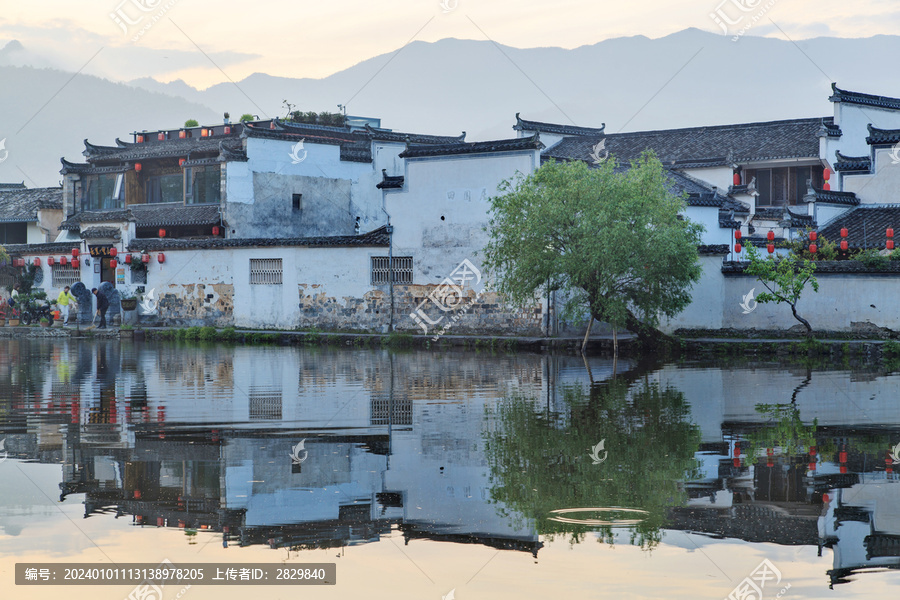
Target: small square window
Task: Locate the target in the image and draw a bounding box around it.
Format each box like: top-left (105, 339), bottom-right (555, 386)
top-left (292, 193), bottom-right (302, 211)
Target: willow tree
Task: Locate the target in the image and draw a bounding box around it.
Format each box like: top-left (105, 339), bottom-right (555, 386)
top-left (482, 152), bottom-right (704, 352)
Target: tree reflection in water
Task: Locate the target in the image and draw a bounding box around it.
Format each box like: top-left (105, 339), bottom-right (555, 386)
top-left (484, 375), bottom-right (701, 549)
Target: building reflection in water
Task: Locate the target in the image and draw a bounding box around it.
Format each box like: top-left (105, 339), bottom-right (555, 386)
top-left (0, 340), bottom-right (899, 587)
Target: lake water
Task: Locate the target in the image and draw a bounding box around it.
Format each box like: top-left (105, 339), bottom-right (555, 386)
top-left (0, 338), bottom-right (899, 599)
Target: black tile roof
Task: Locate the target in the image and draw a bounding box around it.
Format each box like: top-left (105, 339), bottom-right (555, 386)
top-left (243, 121), bottom-right (364, 145)
top-left (833, 151), bottom-right (871, 172)
top-left (829, 83), bottom-right (900, 111)
top-left (5, 242), bottom-right (81, 255)
top-left (81, 136), bottom-right (243, 164)
top-left (0, 182), bottom-right (26, 190)
top-left (376, 170), bottom-right (404, 190)
top-left (60, 204), bottom-right (221, 230)
top-left (822, 121), bottom-right (842, 138)
top-left (666, 170), bottom-right (731, 207)
top-left (513, 114), bottom-right (606, 136)
top-left (752, 207), bottom-right (815, 228)
top-left (697, 244), bottom-right (729, 255)
top-left (363, 124), bottom-right (466, 144)
top-left (400, 135), bottom-right (543, 158)
top-left (814, 189), bottom-right (860, 206)
top-left (80, 226), bottom-right (121, 240)
top-left (818, 205), bottom-right (900, 249)
top-left (865, 124), bottom-right (900, 145)
top-left (0, 187), bottom-right (63, 222)
top-left (543, 117), bottom-right (828, 166)
top-left (127, 225), bottom-right (390, 251)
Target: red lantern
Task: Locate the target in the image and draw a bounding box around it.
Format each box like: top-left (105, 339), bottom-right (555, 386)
top-left (823, 167), bottom-right (831, 180)
top-left (767, 244), bottom-right (775, 254)
top-left (823, 493), bottom-right (830, 504)
top-left (733, 443), bottom-right (741, 458)
top-left (809, 462), bottom-right (817, 471)
top-left (823, 182), bottom-right (831, 191)
top-left (734, 230), bottom-right (742, 240)
top-left (888, 240), bottom-right (895, 251)
top-left (60, 256), bottom-right (67, 265)
top-left (270, 121), bottom-right (276, 129)
top-left (840, 240), bottom-right (848, 251)
top-left (179, 130), bottom-right (186, 139)
top-left (888, 228), bottom-right (895, 238)
top-left (839, 451), bottom-right (848, 463)
top-left (142, 254), bottom-right (150, 264)
top-left (158, 253), bottom-right (166, 264)
top-left (224, 126), bottom-right (231, 134)
top-left (33, 257), bottom-right (41, 266)
top-left (71, 258), bottom-right (79, 268)
top-left (110, 259), bottom-right (117, 269)
top-left (733, 458), bottom-right (741, 468)
top-left (733, 172), bottom-right (741, 186)
top-left (201, 128), bottom-right (209, 137)
top-left (809, 446), bottom-right (817, 456)
top-left (809, 231), bottom-right (817, 242)
top-left (134, 163), bottom-right (142, 172)
top-left (212, 226), bottom-right (220, 236)
top-left (767, 231), bottom-right (774, 241)
top-left (47, 256), bottom-right (54, 266)
top-left (72, 248), bottom-right (79, 257)
top-left (137, 135), bottom-right (144, 143)
top-left (809, 244), bottom-right (817, 254)
top-left (124, 254), bottom-right (132, 264)
top-left (179, 158), bottom-right (186, 166)
top-left (734, 243), bottom-right (742, 253)
top-left (159, 229), bottom-right (166, 238)
top-left (840, 228), bottom-right (848, 238)
top-left (110, 247), bottom-right (117, 257)
top-left (158, 133), bottom-right (165, 141)
top-left (157, 517), bottom-right (165, 527)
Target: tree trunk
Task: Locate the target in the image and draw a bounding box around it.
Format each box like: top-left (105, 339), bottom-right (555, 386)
top-left (621, 309), bottom-right (678, 349)
top-left (612, 326), bottom-right (618, 358)
top-left (581, 316), bottom-right (593, 354)
top-left (790, 303), bottom-right (813, 338)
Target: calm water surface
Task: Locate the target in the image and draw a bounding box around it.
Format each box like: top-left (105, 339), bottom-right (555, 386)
top-left (0, 339), bottom-right (899, 599)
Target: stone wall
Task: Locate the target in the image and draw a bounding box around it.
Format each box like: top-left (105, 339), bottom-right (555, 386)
top-left (157, 283), bottom-right (234, 327)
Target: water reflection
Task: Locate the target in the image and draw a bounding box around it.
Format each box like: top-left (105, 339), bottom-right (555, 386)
top-left (0, 340), bottom-right (898, 591)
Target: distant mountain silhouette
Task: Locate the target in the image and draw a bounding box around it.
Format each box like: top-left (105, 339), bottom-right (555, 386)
top-left (5, 29), bottom-right (900, 186)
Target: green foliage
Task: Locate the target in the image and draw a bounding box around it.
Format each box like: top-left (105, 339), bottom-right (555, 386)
top-left (883, 340), bottom-right (900, 357)
top-left (218, 327), bottom-right (236, 341)
top-left (184, 119), bottom-right (199, 127)
top-left (854, 249), bottom-right (889, 269)
top-left (482, 154), bottom-right (704, 338)
top-left (890, 250), bottom-right (900, 261)
top-left (120, 324), bottom-right (133, 330)
top-left (781, 230), bottom-right (838, 261)
top-left (198, 326), bottom-right (217, 341)
top-left (285, 109), bottom-right (345, 127)
top-left (382, 331), bottom-right (413, 348)
top-left (743, 404), bottom-right (818, 465)
top-left (744, 245), bottom-right (819, 336)
top-left (239, 114), bottom-right (254, 122)
top-left (483, 380), bottom-right (701, 549)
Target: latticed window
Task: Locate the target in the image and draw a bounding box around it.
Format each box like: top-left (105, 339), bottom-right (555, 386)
top-left (371, 256), bottom-right (413, 285)
top-left (131, 268), bottom-right (147, 284)
top-left (249, 258), bottom-right (283, 285)
top-left (249, 389), bottom-right (282, 420)
top-left (51, 265), bottom-right (80, 288)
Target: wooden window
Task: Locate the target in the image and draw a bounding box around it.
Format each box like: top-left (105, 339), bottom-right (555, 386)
top-left (249, 258), bottom-right (282, 285)
top-left (371, 256), bottom-right (412, 285)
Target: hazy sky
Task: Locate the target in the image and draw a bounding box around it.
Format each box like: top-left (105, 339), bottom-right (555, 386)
top-left (0, 0), bottom-right (898, 88)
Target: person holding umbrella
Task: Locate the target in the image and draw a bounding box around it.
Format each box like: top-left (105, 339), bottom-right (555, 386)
top-left (91, 288), bottom-right (109, 329)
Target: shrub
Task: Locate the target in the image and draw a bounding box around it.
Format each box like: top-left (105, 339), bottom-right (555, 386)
top-left (855, 249), bottom-right (889, 269)
top-left (198, 326), bottom-right (217, 341)
top-left (218, 327), bottom-right (236, 341)
top-left (184, 119), bottom-right (199, 127)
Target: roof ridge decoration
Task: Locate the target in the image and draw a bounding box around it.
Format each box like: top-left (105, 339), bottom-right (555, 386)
top-left (866, 123), bottom-right (900, 145)
top-left (218, 140), bottom-right (248, 162)
top-left (399, 133), bottom-right (544, 159)
top-left (513, 113), bottom-right (606, 137)
top-left (83, 139), bottom-right (123, 157)
top-left (363, 123), bottom-right (467, 144)
top-left (833, 149), bottom-right (872, 173)
top-left (830, 83), bottom-right (900, 111)
top-left (115, 138), bottom-right (133, 148)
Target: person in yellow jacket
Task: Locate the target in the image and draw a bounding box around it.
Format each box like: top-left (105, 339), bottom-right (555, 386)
top-left (57, 286), bottom-right (77, 325)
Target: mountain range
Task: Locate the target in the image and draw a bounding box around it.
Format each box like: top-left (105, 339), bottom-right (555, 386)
top-left (3, 28), bottom-right (900, 187)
